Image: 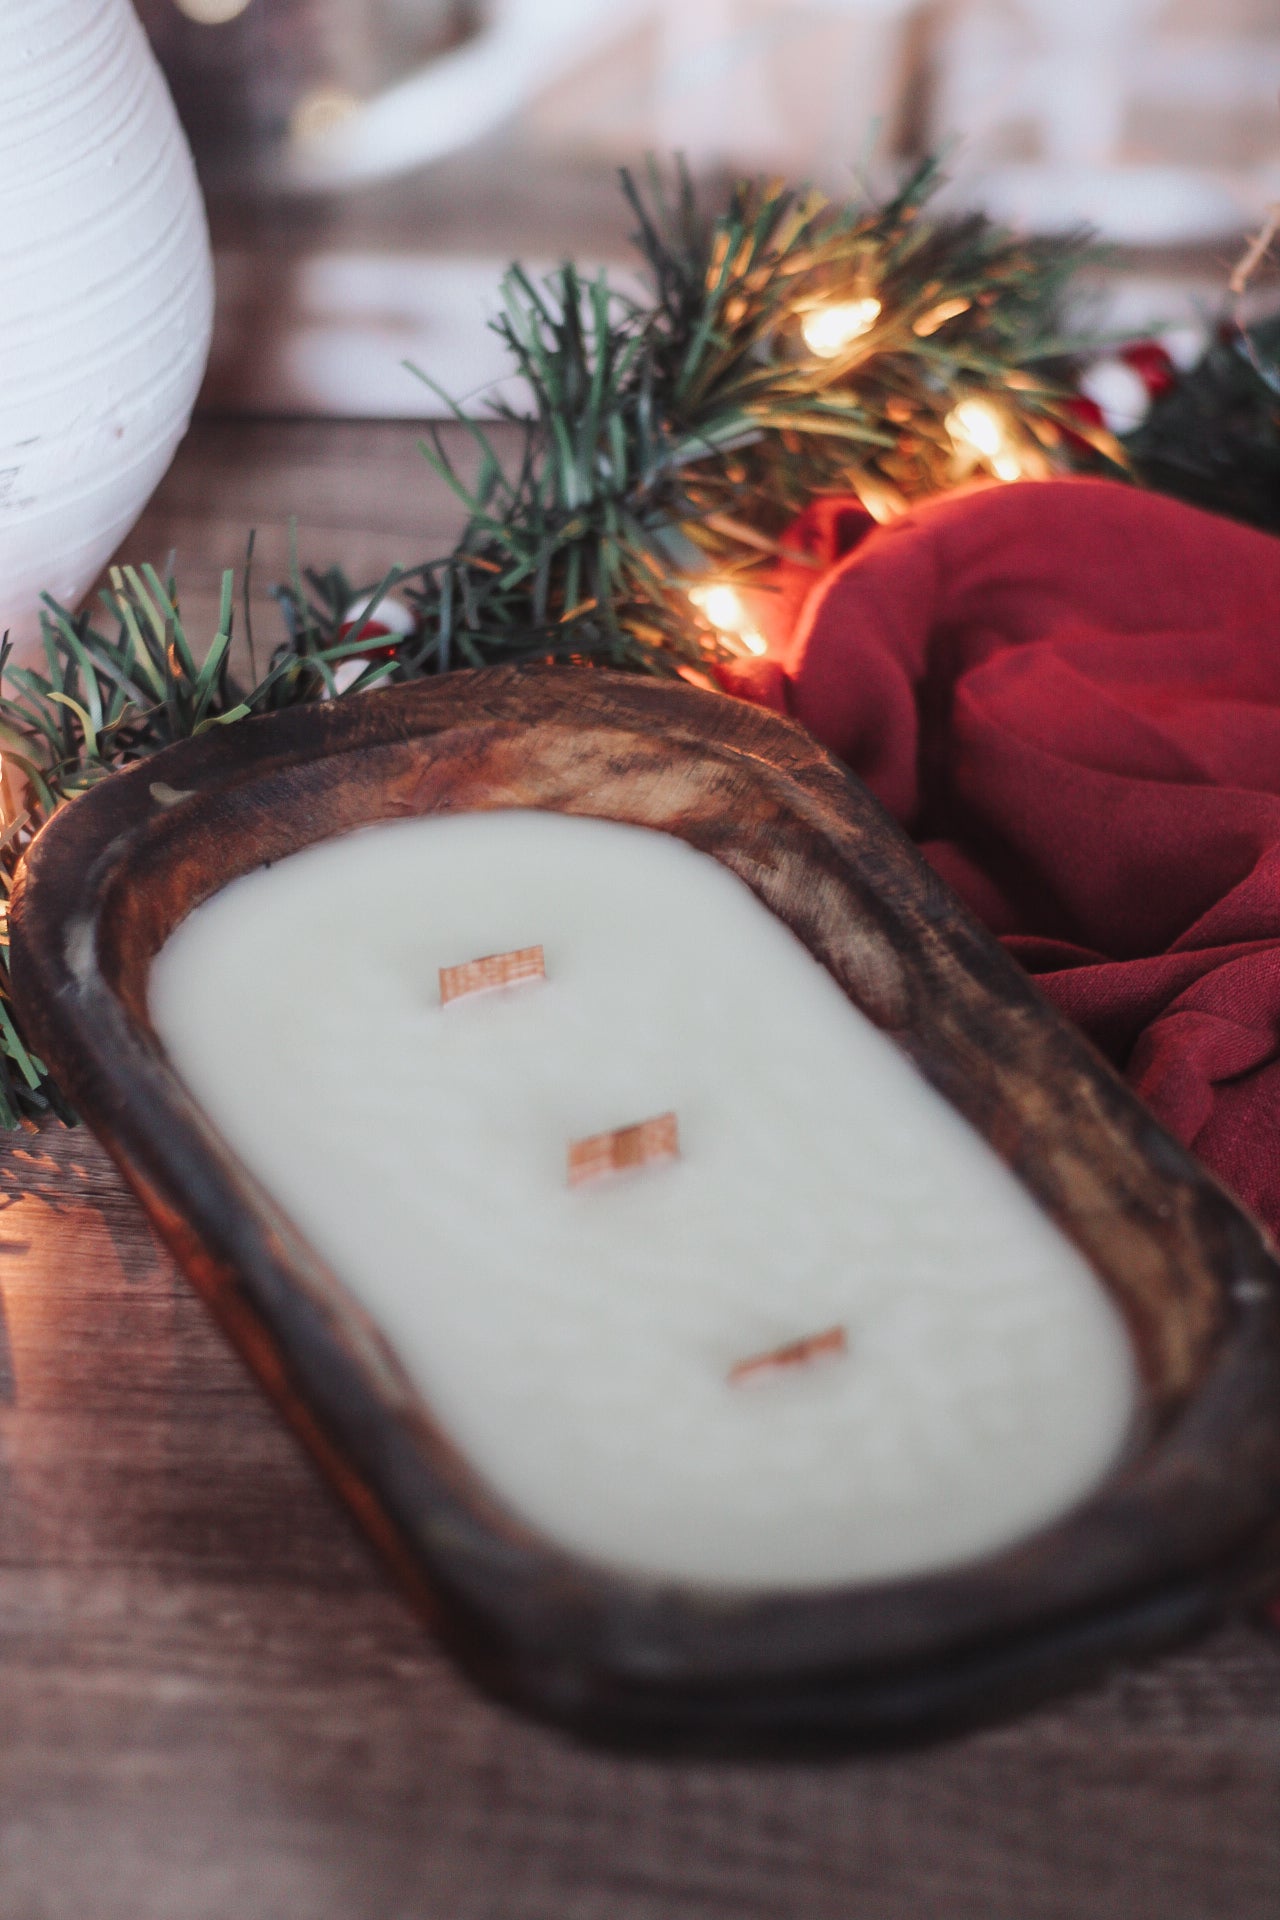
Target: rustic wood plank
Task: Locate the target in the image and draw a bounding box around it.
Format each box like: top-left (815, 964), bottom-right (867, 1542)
top-left (101, 414), bottom-right (524, 683)
top-left (2, 417), bottom-right (1277, 1917)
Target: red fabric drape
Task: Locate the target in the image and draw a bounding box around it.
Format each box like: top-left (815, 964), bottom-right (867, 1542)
top-left (718, 477), bottom-right (1280, 1241)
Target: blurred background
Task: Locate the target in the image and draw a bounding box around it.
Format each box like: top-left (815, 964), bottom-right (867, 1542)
top-left (136, 0), bottom-right (1280, 417)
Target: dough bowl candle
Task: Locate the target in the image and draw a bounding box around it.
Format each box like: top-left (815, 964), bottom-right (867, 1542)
top-left (147, 808), bottom-right (1135, 1591)
top-left (11, 670), bottom-right (1280, 1747)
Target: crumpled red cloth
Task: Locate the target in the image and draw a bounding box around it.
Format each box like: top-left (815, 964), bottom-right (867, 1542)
top-left (718, 477), bottom-right (1280, 1243)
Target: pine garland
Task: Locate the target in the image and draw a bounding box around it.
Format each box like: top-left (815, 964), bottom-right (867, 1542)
top-left (0, 155), bottom-right (1263, 1128)
top-left (1126, 314), bottom-right (1280, 536)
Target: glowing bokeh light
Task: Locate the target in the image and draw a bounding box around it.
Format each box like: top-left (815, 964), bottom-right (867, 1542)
top-left (290, 87), bottom-right (360, 147)
top-left (690, 585), bottom-right (768, 657)
top-left (800, 298), bottom-right (882, 360)
top-left (172, 0), bottom-right (253, 23)
top-left (946, 397), bottom-right (1006, 460)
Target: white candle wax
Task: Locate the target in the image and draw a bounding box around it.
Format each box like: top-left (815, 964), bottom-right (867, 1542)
top-left (149, 810), bottom-right (1136, 1591)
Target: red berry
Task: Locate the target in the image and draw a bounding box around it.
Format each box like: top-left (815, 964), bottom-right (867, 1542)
top-left (1119, 341), bottom-right (1177, 398)
top-left (336, 620), bottom-right (399, 661)
top-left (336, 596), bottom-right (415, 662)
top-left (1065, 394), bottom-right (1106, 429)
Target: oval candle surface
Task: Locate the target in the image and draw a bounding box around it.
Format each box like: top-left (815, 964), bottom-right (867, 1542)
top-left (149, 810), bottom-right (1136, 1590)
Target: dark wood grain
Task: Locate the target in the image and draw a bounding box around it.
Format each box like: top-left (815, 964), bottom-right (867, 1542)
top-left (2, 417), bottom-right (1277, 1914)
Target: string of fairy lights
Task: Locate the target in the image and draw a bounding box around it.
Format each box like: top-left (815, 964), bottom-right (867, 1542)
top-left (2, 149), bottom-right (1274, 1126)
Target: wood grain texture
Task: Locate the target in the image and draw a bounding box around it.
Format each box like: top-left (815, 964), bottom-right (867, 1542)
top-left (2, 416), bottom-right (1275, 1916)
top-left (439, 944), bottom-right (546, 1005)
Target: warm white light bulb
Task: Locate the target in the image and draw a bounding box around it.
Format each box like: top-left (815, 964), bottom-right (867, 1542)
top-left (946, 400), bottom-right (1025, 482)
top-left (699, 585), bottom-right (746, 632)
top-left (290, 87), bottom-right (361, 147)
top-left (172, 0), bottom-right (252, 22)
top-left (801, 298), bottom-right (882, 360)
top-left (946, 398), bottom-right (1006, 460)
top-left (690, 585), bottom-right (768, 658)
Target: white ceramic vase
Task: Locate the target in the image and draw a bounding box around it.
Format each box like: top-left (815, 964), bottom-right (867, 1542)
top-left (0, 0), bottom-right (213, 663)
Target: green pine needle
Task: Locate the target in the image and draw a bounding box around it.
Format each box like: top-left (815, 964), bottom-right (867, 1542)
top-left (0, 154), bottom-right (1162, 1127)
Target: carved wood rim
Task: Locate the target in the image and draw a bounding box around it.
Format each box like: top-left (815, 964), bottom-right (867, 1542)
top-left (11, 666), bottom-right (1280, 1750)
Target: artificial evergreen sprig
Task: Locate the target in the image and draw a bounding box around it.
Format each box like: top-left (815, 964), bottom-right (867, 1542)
top-left (0, 156), bottom-right (1112, 1125)
top-left (269, 157), bottom-right (1106, 678)
top-left (1125, 313), bottom-right (1280, 535)
top-left (500, 159), bottom-right (1088, 628)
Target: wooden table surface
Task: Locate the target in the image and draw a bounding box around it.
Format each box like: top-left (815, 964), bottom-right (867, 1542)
top-left (3, 419), bottom-right (1279, 1920)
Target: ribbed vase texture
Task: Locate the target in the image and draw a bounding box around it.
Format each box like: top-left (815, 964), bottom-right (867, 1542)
top-left (0, 0), bottom-right (213, 660)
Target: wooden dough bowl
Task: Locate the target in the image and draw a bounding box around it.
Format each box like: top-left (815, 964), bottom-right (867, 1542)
top-left (11, 667), bottom-right (1280, 1752)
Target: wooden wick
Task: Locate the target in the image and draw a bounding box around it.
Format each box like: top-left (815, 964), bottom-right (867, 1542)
top-left (728, 1324), bottom-right (847, 1388)
top-left (439, 944), bottom-right (545, 1006)
top-left (568, 1111), bottom-right (679, 1187)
